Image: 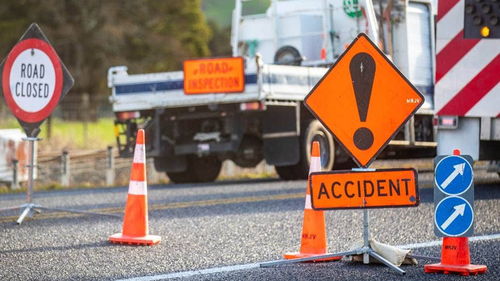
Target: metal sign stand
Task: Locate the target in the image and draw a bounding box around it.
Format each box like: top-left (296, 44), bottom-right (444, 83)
top-left (260, 168), bottom-right (406, 275)
top-left (260, 209), bottom-right (405, 275)
top-left (0, 137), bottom-right (120, 224)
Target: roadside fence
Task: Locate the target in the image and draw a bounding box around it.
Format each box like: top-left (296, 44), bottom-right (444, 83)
top-left (0, 147), bottom-right (276, 190)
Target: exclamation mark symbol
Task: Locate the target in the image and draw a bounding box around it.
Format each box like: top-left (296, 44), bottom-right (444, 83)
top-left (349, 52), bottom-right (375, 150)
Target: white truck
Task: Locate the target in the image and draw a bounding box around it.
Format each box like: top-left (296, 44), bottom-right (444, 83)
top-left (435, 0), bottom-right (500, 172)
top-left (107, 0), bottom-right (436, 183)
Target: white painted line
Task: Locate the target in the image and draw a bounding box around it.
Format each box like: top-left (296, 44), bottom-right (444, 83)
top-left (116, 233), bottom-right (500, 281)
top-left (115, 263), bottom-right (261, 281)
top-left (400, 232), bottom-right (500, 250)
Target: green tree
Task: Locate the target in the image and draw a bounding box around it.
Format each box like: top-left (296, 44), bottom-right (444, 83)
top-left (207, 20), bottom-right (232, 57)
top-left (0, 0), bottom-right (212, 120)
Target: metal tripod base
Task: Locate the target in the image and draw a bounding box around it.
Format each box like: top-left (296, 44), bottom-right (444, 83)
top-left (0, 203), bottom-right (121, 225)
top-left (260, 206), bottom-right (406, 275)
top-left (0, 137), bottom-right (121, 225)
top-left (260, 246), bottom-right (405, 275)
top-left (0, 203), bottom-right (41, 224)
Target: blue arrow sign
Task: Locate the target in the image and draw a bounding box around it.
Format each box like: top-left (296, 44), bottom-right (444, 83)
top-left (435, 196), bottom-right (473, 237)
top-left (435, 155), bottom-right (473, 195)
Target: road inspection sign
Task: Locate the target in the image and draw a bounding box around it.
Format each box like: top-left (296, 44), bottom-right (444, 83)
top-left (183, 57), bottom-right (244, 95)
top-left (309, 168), bottom-right (419, 210)
top-left (434, 154), bottom-right (474, 237)
top-left (304, 33), bottom-right (425, 168)
top-left (0, 23), bottom-right (74, 137)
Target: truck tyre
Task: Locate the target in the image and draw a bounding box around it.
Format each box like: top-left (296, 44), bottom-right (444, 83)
top-left (293, 120), bottom-right (335, 179)
top-left (166, 155), bottom-right (221, 183)
top-left (166, 170), bottom-right (194, 184)
top-left (190, 155), bottom-right (222, 183)
top-left (274, 46), bottom-right (302, 66)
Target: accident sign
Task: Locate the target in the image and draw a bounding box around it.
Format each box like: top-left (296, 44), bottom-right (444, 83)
top-left (309, 168), bottom-right (419, 210)
top-left (183, 57), bottom-right (245, 95)
top-left (304, 33), bottom-right (425, 168)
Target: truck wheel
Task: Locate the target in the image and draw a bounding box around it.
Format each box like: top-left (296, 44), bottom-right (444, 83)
top-left (293, 120), bottom-right (335, 179)
top-left (275, 165), bottom-right (297, 181)
top-left (167, 155), bottom-right (222, 183)
top-left (166, 170), bottom-right (194, 184)
top-left (190, 155), bottom-right (222, 183)
top-left (274, 46), bottom-right (302, 66)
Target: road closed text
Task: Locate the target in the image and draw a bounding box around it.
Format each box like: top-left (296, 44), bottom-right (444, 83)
top-left (184, 57), bottom-right (245, 95)
top-left (15, 63), bottom-right (50, 98)
top-left (309, 168), bottom-right (419, 210)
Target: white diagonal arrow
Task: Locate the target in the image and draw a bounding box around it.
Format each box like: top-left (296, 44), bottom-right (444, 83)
top-left (440, 203), bottom-right (466, 230)
top-left (440, 163), bottom-right (465, 189)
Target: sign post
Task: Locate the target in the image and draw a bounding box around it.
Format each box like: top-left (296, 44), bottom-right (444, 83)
top-left (0, 23), bottom-right (118, 224)
top-left (261, 33), bottom-right (425, 274)
top-left (433, 154), bottom-right (474, 237)
top-left (424, 150), bottom-right (487, 275)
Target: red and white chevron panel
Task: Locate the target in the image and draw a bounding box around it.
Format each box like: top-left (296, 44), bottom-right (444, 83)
top-left (435, 0), bottom-right (500, 117)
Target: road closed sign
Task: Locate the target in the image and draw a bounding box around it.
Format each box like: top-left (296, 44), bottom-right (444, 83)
top-left (183, 57), bottom-right (245, 95)
top-left (309, 168), bottom-right (419, 210)
top-left (0, 23), bottom-right (74, 137)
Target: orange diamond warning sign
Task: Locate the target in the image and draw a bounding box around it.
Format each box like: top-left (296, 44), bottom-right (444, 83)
top-left (304, 33), bottom-right (424, 168)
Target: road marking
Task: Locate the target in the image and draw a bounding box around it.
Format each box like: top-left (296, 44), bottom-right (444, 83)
top-left (116, 233), bottom-right (500, 281)
top-left (0, 192), bottom-right (305, 223)
top-left (115, 263), bottom-right (262, 281)
top-left (400, 232), bottom-right (500, 249)
top-left (6, 174), bottom-right (500, 223)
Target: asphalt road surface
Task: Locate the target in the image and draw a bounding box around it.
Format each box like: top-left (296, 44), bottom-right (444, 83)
top-left (1, 168), bottom-right (500, 280)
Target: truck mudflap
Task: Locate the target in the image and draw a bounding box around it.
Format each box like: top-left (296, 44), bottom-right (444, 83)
top-left (262, 103), bottom-right (300, 166)
top-left (264, 136), bottom-right (300, 166)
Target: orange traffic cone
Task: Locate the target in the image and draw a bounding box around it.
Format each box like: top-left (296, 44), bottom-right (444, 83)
top-left (284, 141), bottom-right (340, 261)
top-left (109, 129), bottom-right (161, 246)
top-left (424, 237), bottom-right (487, 275)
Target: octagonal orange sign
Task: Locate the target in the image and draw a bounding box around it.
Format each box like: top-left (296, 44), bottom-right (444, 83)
top-left (304, 33), bottom-right (424, 168)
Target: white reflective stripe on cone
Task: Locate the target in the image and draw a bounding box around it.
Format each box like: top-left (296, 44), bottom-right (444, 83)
top-left (129, 180), bottom-right (147, 195)
top-left (304, 194), bottom-right (312, 210)
top-left (133, 144), bottom-right (146, 164)
top-left (309, 156), bottom-right (321, 174)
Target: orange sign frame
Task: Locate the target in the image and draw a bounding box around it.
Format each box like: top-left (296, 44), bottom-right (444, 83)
top-left (309, 168), bottom-right (419, 210)
top-left (304, 33), bottom-right (425, 168)
top-left (183, 57), bottom-right (245, 95)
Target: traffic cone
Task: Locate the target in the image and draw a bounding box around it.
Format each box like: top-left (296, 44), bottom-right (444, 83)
top-left (424, 237), bottom-right (487, 275)
top-left (284, 141), bottom-right (340, 261)
top-left (424, 149), bottom-right (486, 275)
top-left (109, 129), bottom-right (161, 246)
